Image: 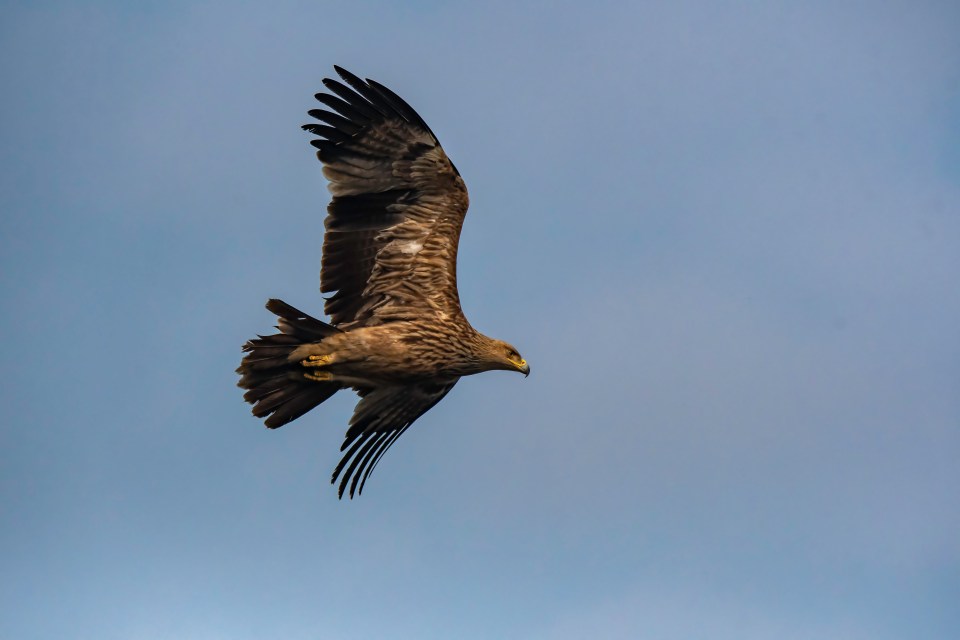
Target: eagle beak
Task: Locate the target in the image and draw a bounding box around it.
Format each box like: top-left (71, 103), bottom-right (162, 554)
top-left (517, 359), bottom-right (530, 377)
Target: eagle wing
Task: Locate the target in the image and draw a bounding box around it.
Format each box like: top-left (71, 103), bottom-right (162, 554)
top-left (304, 66), bottom-right (469, 328)
top-left (332, 381), bottom-right (458, 498)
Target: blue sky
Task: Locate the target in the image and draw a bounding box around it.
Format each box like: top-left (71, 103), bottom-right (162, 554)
top-left (2, 1), bottom-right (958, 638)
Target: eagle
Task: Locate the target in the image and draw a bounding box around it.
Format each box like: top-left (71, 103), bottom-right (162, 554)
top-left (237, 66), bottom-right (529, 499)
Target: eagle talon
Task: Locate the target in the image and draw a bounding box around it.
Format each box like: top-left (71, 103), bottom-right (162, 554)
top-left (304, 370), bottom-right (333, 382)
top-left (302, 354), bottom-right (332, 367)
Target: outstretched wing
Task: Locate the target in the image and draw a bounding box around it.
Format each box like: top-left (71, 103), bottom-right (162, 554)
top-left (304, 66), bottom-right (469, 328)
top-left (332, 381), bottom-right (458, 499)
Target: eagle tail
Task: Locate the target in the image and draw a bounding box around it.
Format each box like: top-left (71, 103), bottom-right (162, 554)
top-left (237, 299), bottom-right (342, 429)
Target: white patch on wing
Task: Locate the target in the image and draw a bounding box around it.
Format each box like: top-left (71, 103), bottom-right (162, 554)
top-left (399, 240), bottom-right (423, 255)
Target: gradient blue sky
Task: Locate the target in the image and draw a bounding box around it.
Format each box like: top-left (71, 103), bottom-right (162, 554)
top-left (2, 1), bottom-right (959, 638)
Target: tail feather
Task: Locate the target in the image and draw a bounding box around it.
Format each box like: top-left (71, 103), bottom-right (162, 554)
top-left (266, 298), bottom-right (339, 342)
top-left (237, 299), bottom-right (343, 429)
top-left (262, 385), bottom-right (340, 429)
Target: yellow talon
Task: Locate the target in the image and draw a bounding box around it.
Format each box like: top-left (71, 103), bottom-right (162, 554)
top-left (304, 370), bottom-right (333, 382)
top-left (302, 354), bottom-right (332, 367)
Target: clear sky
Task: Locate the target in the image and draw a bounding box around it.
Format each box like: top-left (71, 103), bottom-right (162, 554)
top-left (2, 1), bottom-right (958, 638)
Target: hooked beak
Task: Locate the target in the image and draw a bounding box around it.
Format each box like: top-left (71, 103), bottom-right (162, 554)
top-left (517, 359), bottom-right (530, 377)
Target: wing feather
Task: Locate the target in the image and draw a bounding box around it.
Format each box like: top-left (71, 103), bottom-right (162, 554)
top-left (332, 381), bottom-right (457, 498)
top-left (313, 93), bottom-right (371, 125)
top-left (304, 66), bottom-right (469, 327)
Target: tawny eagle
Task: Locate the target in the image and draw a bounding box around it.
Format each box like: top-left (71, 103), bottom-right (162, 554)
top-left (237, 66), bottom-right (528, 498)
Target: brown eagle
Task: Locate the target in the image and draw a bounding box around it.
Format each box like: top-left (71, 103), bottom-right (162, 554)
top-left (237, 66), bottom-right (529, 499)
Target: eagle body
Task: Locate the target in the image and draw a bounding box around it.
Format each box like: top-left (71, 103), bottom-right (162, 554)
top-left (291, 318), bottom-right (503, 381)
top-left (237, 67), bottom-right (528, 498)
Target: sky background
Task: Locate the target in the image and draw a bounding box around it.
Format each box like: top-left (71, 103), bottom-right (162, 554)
top-left (2, 1), bottom-right (959, 638)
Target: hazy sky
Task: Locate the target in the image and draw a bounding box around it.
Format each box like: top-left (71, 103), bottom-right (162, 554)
top-left (2, 1), bottom-right (958, 638)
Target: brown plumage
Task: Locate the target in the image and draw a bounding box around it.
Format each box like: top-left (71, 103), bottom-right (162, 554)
top-left (237, 66), bottom-right (528, 498)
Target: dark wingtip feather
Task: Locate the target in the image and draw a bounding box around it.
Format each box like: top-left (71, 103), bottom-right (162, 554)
top-left (346, 434), bottom-right (385, 498)
top-left (331, 66), bottom-right (400, 121)
top-left (320, 78), bottom-right (386, 120)
top-left (358, 428), bottom-right (405, 494)
top-left (303, 123), bottom-right (352, 144)
top-left (307, 109), bottom-right (362, 135)
top-left (365, 78), bottom-right (436, 137)
top-left (331, 434), bottom-right (368, 499)
top-left (333, 64), bottom-right (355, 82)
top-left (313, 93), bottom-right (370, 125)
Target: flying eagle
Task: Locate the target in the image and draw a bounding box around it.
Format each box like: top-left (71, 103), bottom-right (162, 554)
top-left (237, 66), bottom-right (529, 498)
